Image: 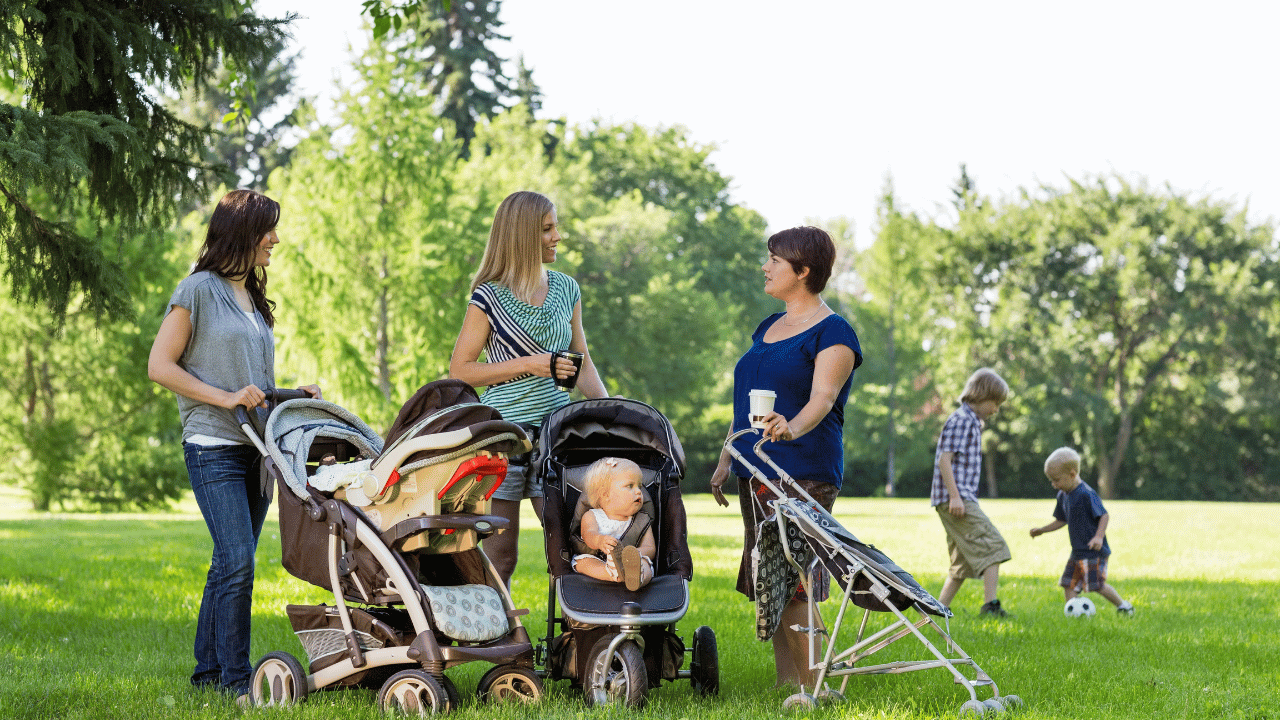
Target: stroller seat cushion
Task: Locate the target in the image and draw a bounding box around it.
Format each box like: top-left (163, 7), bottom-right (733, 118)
top-left (419, 584), bottom-right (509, 642)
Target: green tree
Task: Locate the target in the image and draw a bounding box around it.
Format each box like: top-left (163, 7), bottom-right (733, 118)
top-left (0, 218), bottom-right (193, 510)
top-left (268, 37), bottom-right (462, 428)
top-left (839, 189), bottom-right (946, 497)
top-left (0, 0), bottom-right (292, 321)
top-left (167, 34), bottom-right (303, 196)
top-left (368, 0), bottom-right (513, 154)
top-left (937, 176), bottom-right (1278, 499)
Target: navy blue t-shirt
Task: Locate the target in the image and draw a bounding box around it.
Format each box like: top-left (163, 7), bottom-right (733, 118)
top-left (1052, 481), bottom-right (1111, 560)
top-left (730, 313), bottom-right (862, 488)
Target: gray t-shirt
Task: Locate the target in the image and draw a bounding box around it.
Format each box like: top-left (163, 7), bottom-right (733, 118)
top-left (166, 271), bottom-right (276, 443)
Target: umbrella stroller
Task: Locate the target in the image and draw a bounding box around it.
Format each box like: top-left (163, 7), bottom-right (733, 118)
top-left (725, 428), bottom-right (1022, 717)
top-left (535, 398), bottom-right (719, 708)
top-left (240, 381), bottom-right (545, 714)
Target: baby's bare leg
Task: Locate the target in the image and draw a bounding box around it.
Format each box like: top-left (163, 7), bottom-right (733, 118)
top-left (575, 557), bottom-right (620, 583)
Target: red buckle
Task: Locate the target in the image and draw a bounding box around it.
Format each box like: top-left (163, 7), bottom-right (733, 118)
top-left (438, 455), bottom-right (509, 501)
top-left (382, 469), bottom-right (401, 493)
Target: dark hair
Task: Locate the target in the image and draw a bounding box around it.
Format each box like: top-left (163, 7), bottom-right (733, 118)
top-left (192, 189), bottom-right (280, 327)
top-left (767, 226), bottom-right (836, 294)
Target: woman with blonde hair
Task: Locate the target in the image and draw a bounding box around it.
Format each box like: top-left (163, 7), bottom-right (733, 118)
top-left (450, 190), bottom-right (609, 587)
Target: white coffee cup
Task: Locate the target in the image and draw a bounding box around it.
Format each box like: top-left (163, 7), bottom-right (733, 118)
top-left (749, 389), bottom-right (776, 429)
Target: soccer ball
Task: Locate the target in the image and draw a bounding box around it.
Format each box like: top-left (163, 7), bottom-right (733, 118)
top-left (1064, 596), bottom-right (1096, 617)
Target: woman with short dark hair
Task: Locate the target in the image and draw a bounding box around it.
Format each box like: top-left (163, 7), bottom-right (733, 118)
top-left (148, 189), bottom-right (321, 702)
top-left (709, 225), bottom-right (863, 688)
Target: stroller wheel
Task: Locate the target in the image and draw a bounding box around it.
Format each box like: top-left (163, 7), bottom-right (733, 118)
top-left (690, 625), bottom-right (719, 696)
top-left (477, 665), bottom-right (544, 704)
top-left (249, 651), bottom-right (308, 707)
top-left (379, 669), bottom-right (449, 716)
top-left (816, 688), bottom-right (845, 704)
top-left (998, 695), bottom-right (1024, 711)
top-left (439, 675), bottom-right (461, 711)
top-left (585, 636), bottom-right (647, 708)
top-left (782, 692), bottom-right (817, 711)
top-left (982, 698), bottom-right (1007, 715)
top-left (959, 699), bottom-right (988, 717)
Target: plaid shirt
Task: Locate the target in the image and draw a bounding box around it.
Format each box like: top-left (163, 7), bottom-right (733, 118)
top-left (930, 403), bottom-right (983, 506)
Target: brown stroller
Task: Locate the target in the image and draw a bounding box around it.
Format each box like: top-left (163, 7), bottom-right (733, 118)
top-left (239, 381), bottom-right (544, 715)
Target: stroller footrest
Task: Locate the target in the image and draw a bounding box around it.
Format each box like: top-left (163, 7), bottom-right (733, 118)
top-left (557, 574), bottom-right (688, 615)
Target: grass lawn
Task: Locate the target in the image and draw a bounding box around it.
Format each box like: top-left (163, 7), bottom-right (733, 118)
top-left (2, 488), bottom-right (1277, 719)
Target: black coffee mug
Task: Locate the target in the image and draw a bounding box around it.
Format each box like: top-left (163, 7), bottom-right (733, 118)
top-left (551, 350), bottom-right (584, 391)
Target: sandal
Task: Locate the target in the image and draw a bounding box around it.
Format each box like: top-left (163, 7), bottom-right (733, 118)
top-left (620, 545), bottom-right (643, 591)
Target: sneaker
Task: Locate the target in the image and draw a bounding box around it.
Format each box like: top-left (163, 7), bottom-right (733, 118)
top-left (979, 599), bottom-right (1008, 617)
top-left (1117, 602), bottom-right (1135, 616)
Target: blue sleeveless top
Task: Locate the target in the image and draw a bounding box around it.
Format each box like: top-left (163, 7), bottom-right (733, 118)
top-left (730, 312), bottom-right (862, 488)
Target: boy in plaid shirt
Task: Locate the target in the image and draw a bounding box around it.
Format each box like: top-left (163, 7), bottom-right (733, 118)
top-left (931, 368), bottom-right (1013, 616)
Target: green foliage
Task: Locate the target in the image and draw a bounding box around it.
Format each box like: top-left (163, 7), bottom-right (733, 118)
top-left (366, 0), bottom-right (513, 153)
top-left (166, 31), bottom-right (303, 198)
top-left (930, 176), bottom-right (1280, 499)
top-left (0, 217), bottom-right (192, 510)
top-left (0, 0), bottom-right (292, 321)
top-left (268, 37), bottom-right (465, 428)
top-left (843, 184), bottom-right (950, 497)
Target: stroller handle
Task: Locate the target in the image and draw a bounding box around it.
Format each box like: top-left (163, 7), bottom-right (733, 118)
top-left (235, 388), bottom-right (313, 456)
top-left (723, 428), bottom-right (824, 509)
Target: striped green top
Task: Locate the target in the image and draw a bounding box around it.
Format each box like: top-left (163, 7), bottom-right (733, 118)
top-left (469, 270), bottom-right (580, 425)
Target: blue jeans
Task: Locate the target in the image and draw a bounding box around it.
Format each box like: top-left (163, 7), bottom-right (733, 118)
top-left (184, 442), bottom-right (270, 694)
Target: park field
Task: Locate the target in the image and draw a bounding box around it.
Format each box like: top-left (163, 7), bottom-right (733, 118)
top-left (1, 491), bottom-right (1277, 719)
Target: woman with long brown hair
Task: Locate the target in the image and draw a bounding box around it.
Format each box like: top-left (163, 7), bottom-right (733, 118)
top-left (148, 189), bottom-right (321, 702)
top-left (449, 190), bottom-right (610, 587)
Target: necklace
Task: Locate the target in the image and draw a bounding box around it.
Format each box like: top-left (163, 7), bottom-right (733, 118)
top-left (782, 301), bottom-right (826, 326)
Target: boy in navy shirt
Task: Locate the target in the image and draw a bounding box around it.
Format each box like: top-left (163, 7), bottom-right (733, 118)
top-left (1030, 447), bottom-right (1134, 615)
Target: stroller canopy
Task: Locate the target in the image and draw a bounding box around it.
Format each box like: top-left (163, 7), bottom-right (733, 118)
top-left (533, 398), bottom-right (686, 478)
top-left (265, 399), bottom-right (386, 500)
top-left (380, 379), bottom-right (530, 474)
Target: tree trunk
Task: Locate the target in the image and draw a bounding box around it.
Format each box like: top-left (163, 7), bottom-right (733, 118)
top-left (376, 255), bottom-right (391, 400)
top-left (985, 450), bottom-right (998, 498)
top-left (885, 295), bottom-right (897, 497)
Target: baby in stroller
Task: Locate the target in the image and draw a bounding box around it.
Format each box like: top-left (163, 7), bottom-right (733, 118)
top-left (573, 457), bottom-right (655, 591)
top-left (537, 398), bottom-right (718, 708)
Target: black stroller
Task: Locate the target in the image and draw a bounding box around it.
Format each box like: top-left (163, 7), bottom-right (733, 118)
top-left (534, 398), bottom-right (719, 708)
top-left (726, 428), bottom-right (1022, 716)
top-left (239, 381), bottom-right (545, 714)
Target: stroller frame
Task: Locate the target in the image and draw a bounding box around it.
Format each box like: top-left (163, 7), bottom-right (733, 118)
top-left (726, 429), bottom-right (1020, 716)
top-left (238, 386), bottom-right (542, 714)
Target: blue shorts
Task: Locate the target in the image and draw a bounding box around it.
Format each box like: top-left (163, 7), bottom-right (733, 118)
top-left (490, 459), bottom-right (543, 502)
top-left (1060, 556), bottom-right (1108, 593)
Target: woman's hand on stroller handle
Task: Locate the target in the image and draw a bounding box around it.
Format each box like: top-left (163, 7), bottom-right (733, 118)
top-left (232, 387), bottom-right (317, 427)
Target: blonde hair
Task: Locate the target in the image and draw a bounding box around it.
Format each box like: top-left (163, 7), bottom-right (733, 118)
top-left (1044, 447), bottom-right (1081, 481)
top-left (470, 191), bottom-right (556, 304)
top-left (583, 457), bottom-right (641, 508)
top-left (960, 367), bottom-right (1009, 405)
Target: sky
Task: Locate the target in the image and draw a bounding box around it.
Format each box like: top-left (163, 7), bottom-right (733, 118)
top-left (256, 0), bottom-right (1279, 245)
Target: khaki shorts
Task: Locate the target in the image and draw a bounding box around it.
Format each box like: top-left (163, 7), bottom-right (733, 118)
top-left (935, 500), bottom-right (1011, 579)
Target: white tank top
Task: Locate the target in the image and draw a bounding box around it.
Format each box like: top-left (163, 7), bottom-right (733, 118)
top-left (589, 508), bottom-right (630, 539)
